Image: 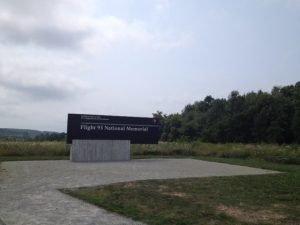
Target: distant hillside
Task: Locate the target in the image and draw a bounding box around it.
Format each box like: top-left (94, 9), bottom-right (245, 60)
top-left (0, 128), bottom-right (56, 140)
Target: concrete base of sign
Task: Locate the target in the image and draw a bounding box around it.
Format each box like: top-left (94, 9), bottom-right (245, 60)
top-left (70, 140), bottom-right (130, 162)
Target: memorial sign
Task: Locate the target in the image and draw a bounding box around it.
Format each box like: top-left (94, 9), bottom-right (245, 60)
top-left (67, 113), bottom-right (160, 144)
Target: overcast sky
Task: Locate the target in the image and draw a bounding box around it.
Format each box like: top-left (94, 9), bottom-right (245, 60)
top-left (0, 0), bottom-right (299, 132)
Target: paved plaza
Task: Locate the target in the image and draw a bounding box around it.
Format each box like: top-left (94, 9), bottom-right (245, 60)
top-left (0, 159), bottom-right (277, 225)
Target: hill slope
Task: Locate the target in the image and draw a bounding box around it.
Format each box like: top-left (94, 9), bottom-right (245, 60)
top-left (0, 128), bottom-right (55, 140)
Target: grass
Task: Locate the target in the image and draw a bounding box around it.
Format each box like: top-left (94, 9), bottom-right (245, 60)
top-left (1, 141), bottom-right (299, 164)
top-left (62, 158), bottom-right (300, 225)
top-left (0, 141), bottom-right (69, 161)
top-left (132, 142), bottom-right (300, 164)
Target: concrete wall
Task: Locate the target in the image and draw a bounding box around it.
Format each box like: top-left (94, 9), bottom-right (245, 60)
top-left (70, 140), bottom-right (130, 162)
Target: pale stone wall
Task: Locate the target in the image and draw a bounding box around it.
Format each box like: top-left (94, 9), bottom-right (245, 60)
top-left (70, 140), bottom-right (130, 162)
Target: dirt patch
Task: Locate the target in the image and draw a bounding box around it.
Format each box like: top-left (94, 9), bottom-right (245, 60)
top-left (217, 204), bottom-right (286, 224)
top-left (167, 192), bottom-right (189, 198)
top-left (161, 191), bottom-right (189, 198)
top-left (158, 185), bottom-right (168, 191)
top-left (123, 182), bottom-right (137, 188)
top-left (272, 203), bottom-right (286, 209)
top-left (158, 185), bottom-right (189, 198)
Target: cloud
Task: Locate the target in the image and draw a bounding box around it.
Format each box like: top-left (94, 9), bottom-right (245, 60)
top-left (0, 53), bottom-right (89, 101)
top-left (0, 0), bottom-right (190, 53)
top-left (79, 16), bottom-right (152, 54)
top-left (0, 0), bottom-right (194, 131)
top-left (0, 0), bottom-right (93, 50)
top-left (155, 0), bottom-right (171, 13)
top-left (0, 74), bottom-right (86, 100)
top-left (0, 22), bottom-right (89, 50)
top-left (152, 32), bottom-right (194, 50)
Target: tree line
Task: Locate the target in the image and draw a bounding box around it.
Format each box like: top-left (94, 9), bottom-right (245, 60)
top-left (154, 81), bottom-right (300, 144)
top-left (32, 132), bottom-right (66, 141)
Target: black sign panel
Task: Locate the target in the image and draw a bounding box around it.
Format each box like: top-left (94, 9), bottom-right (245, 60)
top-left (67, 113), bottom-right (159, 144)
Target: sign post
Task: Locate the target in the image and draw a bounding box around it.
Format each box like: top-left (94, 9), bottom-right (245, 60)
top-left (67, 114), bottom-right (159, 162)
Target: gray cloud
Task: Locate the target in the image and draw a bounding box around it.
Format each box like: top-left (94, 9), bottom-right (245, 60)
top-left (0, 64), bottom-right (88, 101)
top-left (1, 80), bottom-right (74, 100)
top-left (0, 22), bottom-right (89, 50)
top-left (32, 27), bottom-right (89, 49)
top-left (0, 0), bottom-right (190, 53)
top-left (0, 0), bottom-right (92, 50)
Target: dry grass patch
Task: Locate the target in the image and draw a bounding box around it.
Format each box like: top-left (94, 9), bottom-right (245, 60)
top-left (217, 204), bottom-right (286, 224)
top-left (158, 184), bottom-right (190, 198)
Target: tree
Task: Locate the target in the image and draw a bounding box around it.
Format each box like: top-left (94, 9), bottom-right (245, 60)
top-left (153, 111), bottom-right (167, 140)
top-left (292, 86), bottom-right (300, 143)
top-left (154, 81), bottom-right (300, 144)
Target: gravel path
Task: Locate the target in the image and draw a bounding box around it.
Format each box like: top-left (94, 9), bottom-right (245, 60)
top-left (0, 159), bottom-right (277, 225)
